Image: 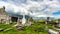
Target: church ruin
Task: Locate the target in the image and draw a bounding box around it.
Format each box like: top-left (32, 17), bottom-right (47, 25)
top-left (0, 6), bottom-right (20, 24)
top-left (0, 6), bottom-right (33, 25)
top-left (0, 6), bottom-right (12, 24)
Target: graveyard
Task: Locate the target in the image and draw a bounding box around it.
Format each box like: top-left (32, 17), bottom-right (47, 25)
top-left (0, 6), bottom-right (60, 34)
top-left (0, 18), bottom-right (60, 34)
top-left (0, 0), bottom-right (60, 34)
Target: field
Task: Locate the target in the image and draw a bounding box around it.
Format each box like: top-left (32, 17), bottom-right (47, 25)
top-left (0, 20), bottom-right (59, 34)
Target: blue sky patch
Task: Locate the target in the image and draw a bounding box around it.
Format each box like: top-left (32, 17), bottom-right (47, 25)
top-left (53, 11), bottom-right (60, 15)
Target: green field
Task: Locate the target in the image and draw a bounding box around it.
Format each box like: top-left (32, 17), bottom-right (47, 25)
top-left (0, 22), bottom-right (55, 34)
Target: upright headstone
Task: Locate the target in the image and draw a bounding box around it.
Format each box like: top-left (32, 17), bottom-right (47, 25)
top-left (45, 17), bottom-right (50, 30)
top-left (14, 17), bottom-right (19, 26)
top-left (58, 19), bottom-right (60, 27)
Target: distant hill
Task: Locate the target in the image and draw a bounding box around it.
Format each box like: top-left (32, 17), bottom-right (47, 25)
top-left (8, 13), bottom-right (30, 18)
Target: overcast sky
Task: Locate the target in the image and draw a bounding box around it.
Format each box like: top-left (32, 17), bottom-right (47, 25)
top-left (0, 0), bottom-right (60, 19)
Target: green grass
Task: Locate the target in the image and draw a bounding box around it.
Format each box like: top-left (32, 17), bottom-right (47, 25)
top-left (0, 22), bottom-right (50, 34)
top-left (0, 22), bottom-right (16, 29)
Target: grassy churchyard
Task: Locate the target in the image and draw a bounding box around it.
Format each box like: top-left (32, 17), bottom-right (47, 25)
top-left (0, 20), bottom-right (60, 34)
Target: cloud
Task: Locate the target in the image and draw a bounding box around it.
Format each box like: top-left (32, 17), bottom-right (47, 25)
top-left (0, 1), bottom-right (28, 15)
top-left (25, 0), bottom-right (60, 18)
top-left (0, 1), bottom-right (17, 14)
top-left (0, 0), bottom-right (60, 19)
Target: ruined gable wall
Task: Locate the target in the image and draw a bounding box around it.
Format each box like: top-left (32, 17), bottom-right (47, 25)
top-left (0, 6), bottom-right (11, 24)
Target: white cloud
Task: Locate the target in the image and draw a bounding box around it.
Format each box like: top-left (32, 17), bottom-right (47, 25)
top-left (0, 1), bottom-right (28, 15)
top-left (0, 0), bottom-right (60, 19)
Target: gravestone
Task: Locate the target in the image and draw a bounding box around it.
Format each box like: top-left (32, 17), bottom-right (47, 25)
top-left (57, 19), bottom-right (60, 28)
top-left (48, 29), bottom-right (59, 34)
